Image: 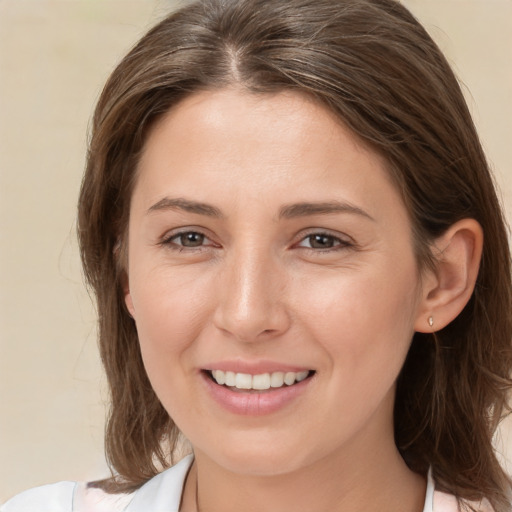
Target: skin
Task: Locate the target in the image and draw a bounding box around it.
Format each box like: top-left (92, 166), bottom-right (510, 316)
top-left (124, 89), bottom-right (481, 512)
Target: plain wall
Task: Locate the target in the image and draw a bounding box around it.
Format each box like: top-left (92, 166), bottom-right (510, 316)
top-left (1, 0), bottom-right (511, 502)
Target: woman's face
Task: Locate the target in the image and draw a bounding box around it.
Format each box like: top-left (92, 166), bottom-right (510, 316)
top-left (125, 89), bottom-right (429, 476)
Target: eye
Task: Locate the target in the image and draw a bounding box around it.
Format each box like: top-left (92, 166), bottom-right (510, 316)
top-left (161, 230), bottom-right (214, 249)
top-left (174, 231), bottom-right (206, 247)
top-left (296, 232), bottom-right (351, 250)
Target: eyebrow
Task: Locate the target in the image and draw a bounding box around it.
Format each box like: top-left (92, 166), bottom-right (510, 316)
top-left (147, 197), bottom-right (224, 218)
top-left (146, 197), bottom-right (374, 222)
top-left (278, 201), bottom-right (374, 221)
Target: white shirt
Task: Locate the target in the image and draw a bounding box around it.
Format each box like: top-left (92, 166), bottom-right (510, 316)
top-left (0, 455), bottom-right (492, 512)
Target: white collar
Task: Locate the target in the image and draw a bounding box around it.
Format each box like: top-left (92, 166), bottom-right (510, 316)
top-left (124, 456), bottom-right (436, 512)
top-left (124, 454), bottom-right (193, 512)
top-left (423, 467), bottom-right (436, 512)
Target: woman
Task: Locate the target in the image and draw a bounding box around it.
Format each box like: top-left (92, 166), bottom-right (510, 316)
top-left (2, 0), bottom-right (511, 511)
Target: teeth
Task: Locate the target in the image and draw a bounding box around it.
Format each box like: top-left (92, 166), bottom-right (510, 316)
top-left (225, 371), bottom-right (236, 387)
top-left (284, 372), bottom-right (296, 385)
top-left (210, 370), bottom-right (311, 390)
top-left (296, 370), bottom-right (309, 382)
top-left (270, 371), bottom-right (284, 388)
top-left (235, 373), bottom-right (252, 389)
top-left (252, 373), bottom-right (271, 390)
top-left (212, 370), bottom-right (225, 385)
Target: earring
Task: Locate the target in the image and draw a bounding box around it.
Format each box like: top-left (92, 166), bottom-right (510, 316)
top-left (428, 316), bottom-right (434, 327)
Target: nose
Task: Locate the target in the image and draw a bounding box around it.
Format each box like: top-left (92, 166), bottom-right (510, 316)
top-left (213, 246), bottom-right (291, 342)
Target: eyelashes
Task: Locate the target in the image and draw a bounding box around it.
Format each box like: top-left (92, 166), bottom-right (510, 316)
top-left (159, 230), bottom-right (218, 252)
top-left (166, 231), bottom-right (209, 248)
top-left (296, 233), bottom-right (352, 251)
top-left (159, 228), bottom-right (354, 254)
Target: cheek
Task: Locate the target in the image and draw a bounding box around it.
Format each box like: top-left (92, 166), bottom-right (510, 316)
top-left (128, 263), bottom-right (216, 384)
top-left (131, 261), bottom-right (208, 332)
top-left (296, 273), bottom-right (419, 441)
top-left (296, 262), bottom-right (420, 378)
top-left (128, 265), bottom-right (217, 422)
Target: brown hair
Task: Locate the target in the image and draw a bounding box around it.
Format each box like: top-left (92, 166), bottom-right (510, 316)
top-left (78, 0), bottom-right (512, 509)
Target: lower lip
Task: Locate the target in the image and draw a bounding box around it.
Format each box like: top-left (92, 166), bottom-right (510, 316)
top-left (201, 372), bottom-right (313, 416)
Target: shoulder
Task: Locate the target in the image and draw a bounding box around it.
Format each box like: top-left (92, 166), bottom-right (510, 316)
top-left (122, 454), bottom-right (193, 511)
top-left (75, 455), bottom-right (193, 512)
top-left (73, 483), bottom-right (133, 512)
top-left (433, 489), bottom-right (496, 512)
top-left (1, 455), bottom-right (194, 512)
top-left (1, 481), bottom-right (76, 512)
top-left (426, 469), bottom-right (498, 512)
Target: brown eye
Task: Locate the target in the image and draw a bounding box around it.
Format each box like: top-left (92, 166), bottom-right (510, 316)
top-left (306, 234), bottom-right (338, 249)
top-left (177, 232), bottom-right (205, 247)
top-left (296, 232), bottom-right (352, 252)
top-left (161, 229), bottom-right (218, 252)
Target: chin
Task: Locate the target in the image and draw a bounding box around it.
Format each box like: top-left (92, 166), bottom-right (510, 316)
top-left (194, 432), bottom-right (318, 477)
top-left (218, 454), bottom-right (305, 477)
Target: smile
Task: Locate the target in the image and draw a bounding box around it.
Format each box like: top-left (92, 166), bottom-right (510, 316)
top-left (201, 367), bottom-right (315, 415)
top-left (209, 369), bottom-right (312, 391)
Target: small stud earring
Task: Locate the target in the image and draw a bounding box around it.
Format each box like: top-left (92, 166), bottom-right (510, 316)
top-left (428, 316), bottom-right (434, 327)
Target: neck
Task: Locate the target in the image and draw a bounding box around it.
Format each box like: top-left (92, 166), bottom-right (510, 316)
top-left (180, 436), bottom-right (426, 512)
top-left (180, 386), bottom-right (426, 512)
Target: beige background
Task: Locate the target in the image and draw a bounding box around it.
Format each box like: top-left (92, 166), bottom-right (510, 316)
top-left (0, 0), bottom-right (511, 502)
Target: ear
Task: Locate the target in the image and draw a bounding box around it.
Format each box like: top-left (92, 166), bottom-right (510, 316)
top-left (124, 281), bottom-right (136, 319)
top-left (115, 239), bottom-right (136, 319)
top-left (121, 269), bottom-right (136, 318)
top-left (414, 219), bottom-right (483, 333)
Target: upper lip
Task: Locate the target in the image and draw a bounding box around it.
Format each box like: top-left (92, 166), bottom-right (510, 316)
top-left (202, 359), bottom-right (313, 375)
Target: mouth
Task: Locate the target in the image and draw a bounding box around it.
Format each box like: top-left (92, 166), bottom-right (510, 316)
top-left (203, 369), bottom-right (315, 393)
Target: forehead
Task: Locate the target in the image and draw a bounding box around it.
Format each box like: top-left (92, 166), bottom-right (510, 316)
top-left (133, 88), bottom-right (405, 223)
